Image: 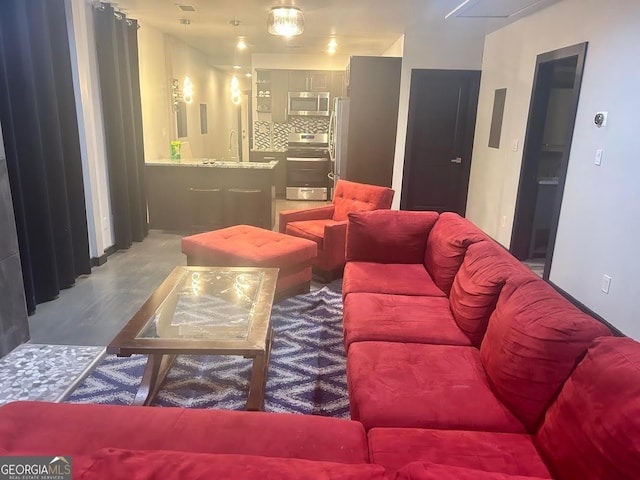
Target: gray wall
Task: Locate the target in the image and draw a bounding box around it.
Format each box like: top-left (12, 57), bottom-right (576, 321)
top-left (0, 123), bottom-right (29, 357)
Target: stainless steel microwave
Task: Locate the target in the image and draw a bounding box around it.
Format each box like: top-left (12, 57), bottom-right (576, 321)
top-left (288, 92), bottom-right (330, 117)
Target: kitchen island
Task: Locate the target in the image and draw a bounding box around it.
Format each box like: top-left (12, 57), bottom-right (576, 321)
top-left (146, 159), bottom-right (277, 231)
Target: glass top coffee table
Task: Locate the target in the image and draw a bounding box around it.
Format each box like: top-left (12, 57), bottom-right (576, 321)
top-left (107, 266), bottom-right (278, 410)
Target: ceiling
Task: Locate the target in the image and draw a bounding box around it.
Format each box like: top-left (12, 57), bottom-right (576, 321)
top-left (112, 0), bottom-right (561, 67)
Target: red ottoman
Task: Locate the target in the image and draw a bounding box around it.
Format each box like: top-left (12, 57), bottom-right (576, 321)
top-left (181, 225), bottom-right (317, 300)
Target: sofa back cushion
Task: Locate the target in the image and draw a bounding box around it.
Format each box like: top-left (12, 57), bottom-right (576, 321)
top-left (480, 276), bottom-right (611, 431)
top-left (346, 210), bottom-right (439, 264)
top-left (332, 180), bottom-right (394, 222)
top-left (424, 213), bottom-right (488, 295)
top-left (78, 448), bottom-right (388, 480)
top-left (535, 337), bottom-right (640, 480)
top-left (449, 241), bottom-right (531, 347)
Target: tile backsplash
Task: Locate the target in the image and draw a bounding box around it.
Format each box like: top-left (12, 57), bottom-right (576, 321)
top-left (254, 117), bottom-right (330, 151)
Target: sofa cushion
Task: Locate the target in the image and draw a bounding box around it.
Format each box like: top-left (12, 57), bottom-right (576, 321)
top-left (0, 402), bottom-right (369, 464)
top-left (332, 180), bottom-right (394, 222)
top-left (346, 210), bottom-right (439, 264)
top-left (395, 462), bottom-right (550, 480)
top-left (342, 262), bottom-right (445, 298)
top-left (347, 342), bottom-right (525, 432)
top-left (480, 276), bottom-right (611, 431)
top-left (286, 219), bottom-right (341, 249)
top-left (535, 337), bottom-right (640, 480)
top-left (424, 213), bottom-right (488, 296)
top-left (77, 448), bottom-right (386, 480)
top-left (343, 293), bottom-right (471, 350)
top-left (449, 241), bottom-right (530, 347)
top-left (369, 428), bottom-right (550, 478)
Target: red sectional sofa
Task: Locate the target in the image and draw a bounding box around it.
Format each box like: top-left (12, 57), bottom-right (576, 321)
top-left (343, 210), bottom-right (639, 479)
top-left (1, 210), bottom-right (638, 479)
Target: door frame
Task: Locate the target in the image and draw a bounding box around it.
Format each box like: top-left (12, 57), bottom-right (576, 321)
top-left (400, 69), bottom-right (480, 214)
top-left (510, 42), bottom-right (588, 280)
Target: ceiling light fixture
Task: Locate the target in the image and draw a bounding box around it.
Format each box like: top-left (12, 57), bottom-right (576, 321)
top-left (267, 6), bottom-right (304, 37)
top-left (236, 36), bottom-right (247, 49)
top-left (327, 37), bottom-right (337, 54)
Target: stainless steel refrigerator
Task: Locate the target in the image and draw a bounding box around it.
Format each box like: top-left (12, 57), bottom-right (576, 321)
top-left (328, 97), bottom-right (350, 194)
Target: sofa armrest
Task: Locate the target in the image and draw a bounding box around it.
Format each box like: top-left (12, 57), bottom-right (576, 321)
top-left (279, 205), bottom-right (336, 233)
top-left (322, 220), bottom-right (348, 265)
top-left (345, 210), bottom-right (440, 264)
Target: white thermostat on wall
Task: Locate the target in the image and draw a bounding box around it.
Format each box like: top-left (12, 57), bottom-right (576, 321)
top-left (594, 111), bottom-right (608, 128)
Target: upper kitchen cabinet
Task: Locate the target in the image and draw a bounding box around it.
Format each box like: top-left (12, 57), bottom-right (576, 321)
top-left (330, 71), bottom-right (346, 100)
top-left (256, 70), bottom-right (272, 114)
top-left (270, 70), bottom-right (289, 122)
top-left (288, 70), bottom-right (331, 92)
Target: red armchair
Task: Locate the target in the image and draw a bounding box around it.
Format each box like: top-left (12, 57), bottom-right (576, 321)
top-left (279, 180), bottom-right (394, 282)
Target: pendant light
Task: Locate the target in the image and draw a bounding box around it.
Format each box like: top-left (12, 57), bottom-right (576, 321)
top-left (267, 6), bottom-right (304, 37)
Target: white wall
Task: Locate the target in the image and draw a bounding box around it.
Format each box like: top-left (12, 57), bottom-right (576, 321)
top-left (66, 0), bottom-right (114, 257)
top-left (465, 0), bottom-right (640, 338)
top-left (251, 53), bottom-right (350, 71)
top-left (138, 29), bottom-right (239, 161)
top-left (382, 35), bottom-right (404, 57)
top-left (390, 26), bottom-right (485, 208)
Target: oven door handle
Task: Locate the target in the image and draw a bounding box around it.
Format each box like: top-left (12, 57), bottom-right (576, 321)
top-left (286, 157), bottom-right (328, 162)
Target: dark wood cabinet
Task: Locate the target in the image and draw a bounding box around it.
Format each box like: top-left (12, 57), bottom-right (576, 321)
top-left (270, 70), bottom-right (289, 122)
top-left (256, 70), bottom-right (272, 114)
top-left (288, 70), bottom-right (308, 91)
top-left (146, 164), bottom-right (276, 231)
top-left (330, 71), bottom-right (346, 101)
top-left (309, 71), bottom-right (330, 91)
top-left (250, 151), bottom-right (286, 198)
top-left (288, 70), bottom-right (330, 92)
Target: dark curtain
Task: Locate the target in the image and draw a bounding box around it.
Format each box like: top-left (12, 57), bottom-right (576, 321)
top-left (0, 0), bottom-right (91, 314)
top-left (93, 3), bottom-right (147, 249)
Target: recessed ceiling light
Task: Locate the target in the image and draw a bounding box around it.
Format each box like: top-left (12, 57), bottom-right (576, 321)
top-left (233, 65), bottom-right (241, 70)
top-left (245, 73), bottom-right (252, 78)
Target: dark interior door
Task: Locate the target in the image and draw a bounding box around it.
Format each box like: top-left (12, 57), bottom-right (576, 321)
top-left (400, 70), bottom-right (480, 214)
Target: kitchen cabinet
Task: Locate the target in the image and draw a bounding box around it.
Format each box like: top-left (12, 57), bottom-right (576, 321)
top-left (146, 162), bottom-right (277, 231)
top-left (250, 151), bottom-right (286, 198)
top-left (288, 70), bottom-right (330, 92)
top-left (330, 71), bottom-right (346, 100)
top-left (256, 70), bottom-right (272, 114)
top-left (270, 70), bottom-right (289, 122)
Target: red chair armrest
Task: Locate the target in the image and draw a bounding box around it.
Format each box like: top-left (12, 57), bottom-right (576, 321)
top-left (279, 205), bottom-right (335, 233)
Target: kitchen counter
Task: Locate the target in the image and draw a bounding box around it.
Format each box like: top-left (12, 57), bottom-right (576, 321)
top-left (146, 159), bottom-right (278, 169)
top-left (146, 161), bottom-right (276, 231)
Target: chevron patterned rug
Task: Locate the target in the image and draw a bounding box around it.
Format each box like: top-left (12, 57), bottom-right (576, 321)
top-left (65, 281), bottom-right (349, 418)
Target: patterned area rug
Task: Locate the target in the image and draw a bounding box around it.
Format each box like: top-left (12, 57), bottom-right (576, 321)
top-left (65, 281), bottom-right (349, 418)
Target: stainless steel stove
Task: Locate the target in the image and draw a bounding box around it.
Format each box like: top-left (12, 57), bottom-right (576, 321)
top-left (286, 133), bottom-right (330, 201)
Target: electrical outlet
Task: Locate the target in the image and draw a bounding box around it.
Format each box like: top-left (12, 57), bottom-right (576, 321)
top-left (511, 139), bottom-right (519, 152)
top-left (601, 274), bottom-right (612, 294)
top-left (500, 215), bottom-right (506, 227)
top-left (102, 216), bottom-right (109, 230)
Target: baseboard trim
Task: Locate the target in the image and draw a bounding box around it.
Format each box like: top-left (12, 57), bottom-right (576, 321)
top-left (547, 280), bottom-right (625, 337)
top-left (90, 245), bottom-right (117, 268)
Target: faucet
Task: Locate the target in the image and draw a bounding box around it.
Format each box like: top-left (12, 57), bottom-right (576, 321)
top-left (228, 129), bottom-right (238, 160)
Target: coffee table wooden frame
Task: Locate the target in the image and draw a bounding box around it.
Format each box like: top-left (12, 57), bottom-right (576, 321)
top-left (107, 266), bottom-right (279, 410)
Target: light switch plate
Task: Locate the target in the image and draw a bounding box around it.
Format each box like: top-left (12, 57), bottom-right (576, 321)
top-left (511, 139), bottom-right (519, 152)
top-left (601, 274), bottom-right (612, 294)
top-left (595, 149), bottom-right (603, 166)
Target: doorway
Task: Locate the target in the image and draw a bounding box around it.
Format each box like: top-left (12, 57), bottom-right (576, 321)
top-left (510, 43), bottom-right (588, 279)
top-left (400, 69), bottom-right (481, 214)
